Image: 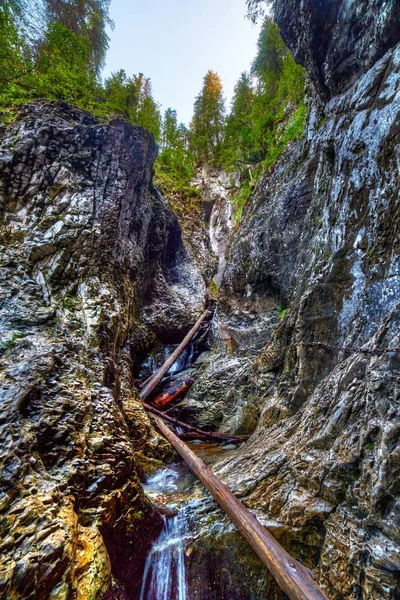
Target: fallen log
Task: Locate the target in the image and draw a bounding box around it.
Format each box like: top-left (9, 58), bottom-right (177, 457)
top-left (140, 309), bottom-right (210, 401)
top-left (154, 417), bottom-right (329, 600)
top-left (142, 402), bottom-right (249, 442)
top-left (153, 376), bottom-right (194, 409)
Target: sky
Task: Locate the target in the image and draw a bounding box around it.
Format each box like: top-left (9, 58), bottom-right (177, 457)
top-left (103, 0), bottom-right (262, 125)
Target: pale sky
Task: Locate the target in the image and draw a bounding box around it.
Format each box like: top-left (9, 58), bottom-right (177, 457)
top-left (103, 0), bottom-right (261, 125)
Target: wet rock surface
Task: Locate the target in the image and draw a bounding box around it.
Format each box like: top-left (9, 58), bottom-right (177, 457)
top-left (275, 0), bottom-right (400, 99)
top-left (186, 4), bottom-right (400, 600)
top-left (1, 1), bottom-right (400, 597)
top-left (0, 101), bottom-right (205, 599)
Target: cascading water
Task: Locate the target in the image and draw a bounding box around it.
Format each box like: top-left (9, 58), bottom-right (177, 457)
top-left (165, 343), bottom-right (195, 376)
top-left (140, 511), bottom-right (188, 600)
top-left (139, 466), bottom-right (192, 600)
top-left (139, 445), bottom-right (234, 600)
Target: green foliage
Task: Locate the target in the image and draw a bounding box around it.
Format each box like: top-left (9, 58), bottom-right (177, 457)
top-left (220, 16), bottom-right (306, 224)
top-left (34, 22), bottom-right (98, 102)
top-left (0, 7), bottom-right (162, 141)
top-left (0, 2), bottom-right (31, 97)
top-left (251, 18), bottom-right (286, 84)
top-left (189, 70), bottom-right (226, 165)
top-left (231, 178), bottom-right (253, 226)
top-left (0, 331), bottom-right (23, 350)
top-left (221, 72), bottom-right (255, 170)
top-left (43, 0), bottom-right (113, 72)
top-left (276, 305), bottom-right (289, 319)
top-left (182, 17), bottom-right (306, 224)
top-left (157, 108), bottom-right (193, 184)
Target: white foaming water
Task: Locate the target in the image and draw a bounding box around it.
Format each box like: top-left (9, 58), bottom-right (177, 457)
top-left (165, 344), bottom-right (195, 376)
top-left (140, 510), bottom-right (189, 600)
top-left (140, 465), bottom-right (191, 600)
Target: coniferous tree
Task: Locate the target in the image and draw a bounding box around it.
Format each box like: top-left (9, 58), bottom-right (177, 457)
top-left (34, 22), bottom-right (98, 101)
top-left (0, 2), bottom-right (30, 94)
top-left (162, 107), bottom-right (179, 151)
top-left (158, 108), bottom-right (193, 187)
top-left (189, 70), bottom-right (226, 166)
top-left (251, 17), bottom-right (287, 90)
top-left (104, 71), bottom-right (161, 140)
top-left (43, 0), bottom-right (113, 71)
top-left (222, 72), bottom-right (255, 167)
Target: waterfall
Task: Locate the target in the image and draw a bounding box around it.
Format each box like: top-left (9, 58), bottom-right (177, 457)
top-left (166, 344), bottom-right (195, 376)
top-left (140, 510), bottom-right (188, 600)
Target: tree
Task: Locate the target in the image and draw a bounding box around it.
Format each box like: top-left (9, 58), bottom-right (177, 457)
top-left (0, 2), bottom-right (30, 94)
top-left (43, 0), bottom-right (113, 71)
top-left (189, 70), bottom-right (226, 165)
top-left (158, 108), bottom-right (194, 188)
top-left (251, 17), bottom-right (287, 90)
top-left (33, 22), bottom-right (98, 102)
top-left (162, 107), bottom-right (179, 151)
top-left (104, 70), bottom-right (161, 140)
top-left (246, 0), bottom-right (272, 23)
top-left (7, 0), bottom-right (112, 72)
top-left (222, 72), bottom-right (255, 167)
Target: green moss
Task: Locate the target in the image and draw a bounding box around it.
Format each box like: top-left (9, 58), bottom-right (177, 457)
top-left (0, 108), bottom-right (18, 126)
top-left (0, 331), bottom-right (23, 350)
top-left (154, 166), bottom-right (200, 218)
top-left (231, 178), bottom-right (253, 226)
top-left (208, 279), bottom-right (219, 300)
top-left (276, 305), bottom-right (289, 320)
top-left (50, 184), bottom-right (66, 201)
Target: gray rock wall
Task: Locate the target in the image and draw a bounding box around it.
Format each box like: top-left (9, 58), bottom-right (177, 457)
top-left (0, 101), bottom-right (205, 599)
top-left (196, 3), bottom-right (400, 598)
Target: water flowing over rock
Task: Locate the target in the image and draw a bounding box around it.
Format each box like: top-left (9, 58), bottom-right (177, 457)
top-left (1, 0), bottom-right (400, 597)
top-left (0, 101), bottom-right (206, 599)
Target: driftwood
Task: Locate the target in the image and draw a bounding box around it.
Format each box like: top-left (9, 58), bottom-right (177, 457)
top-left (153, 376), bottom-right (194, 409)
top-left (142, 402), bottom-right (249, 442)
top-left (140, 310), bottom-right (210, 401)
top-left (154, 418), bottom-right (329, 600)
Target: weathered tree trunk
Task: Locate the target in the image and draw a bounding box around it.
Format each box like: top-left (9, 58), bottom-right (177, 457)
top-left (139, 309), bottom-right (209, 401)
top-left (154, 418), bottom-right (330, 600)
top-left (142, 402), bottom-right (249, 442)
top-left (153, 376), bottom-right (194, 408)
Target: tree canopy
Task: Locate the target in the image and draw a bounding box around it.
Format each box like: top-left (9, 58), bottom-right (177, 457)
top-left (0, 2), bottom-right (306, 224)
top-left (189, 70), bottom-right (226, 165)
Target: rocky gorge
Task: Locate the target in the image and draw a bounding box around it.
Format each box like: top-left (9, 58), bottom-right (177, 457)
top-left (0, 1), bottom-right (400, 599)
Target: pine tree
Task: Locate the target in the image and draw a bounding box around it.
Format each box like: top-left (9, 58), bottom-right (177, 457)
top-left (104, 71), bottom-right (161, 140)
top-left (158, 108), bottom-right (193, 188)
top-left (162, 108), bottom-right (179, 151)
top-left (222, 72), bottom-right (255, 167)
top-left (189, 70), bottom-right (226, 166)
top-left (251, 17), bottom-right (287, 91)
top-left (43, 0), bottom-right (113, 72)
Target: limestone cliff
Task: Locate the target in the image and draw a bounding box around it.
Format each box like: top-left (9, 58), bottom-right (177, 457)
top-left (185, 1), bottom-right (400, 598)
top-left (0, 101), bottom-right (205, 599)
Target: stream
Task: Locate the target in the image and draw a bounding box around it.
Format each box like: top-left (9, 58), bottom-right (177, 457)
top-left (136, 327), bottom-right (269, 600)
top-left (139, 444), bottom-right (235, 600)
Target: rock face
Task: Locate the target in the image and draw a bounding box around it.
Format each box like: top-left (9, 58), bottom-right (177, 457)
top-left (193, 168), bottom-right (236, 287)
top-left (275, 0), bottom-right (400, 99)
top-left (193, 2), bottom-right (400, 599)
top-left (0, 102), bottom-right (205, 599)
